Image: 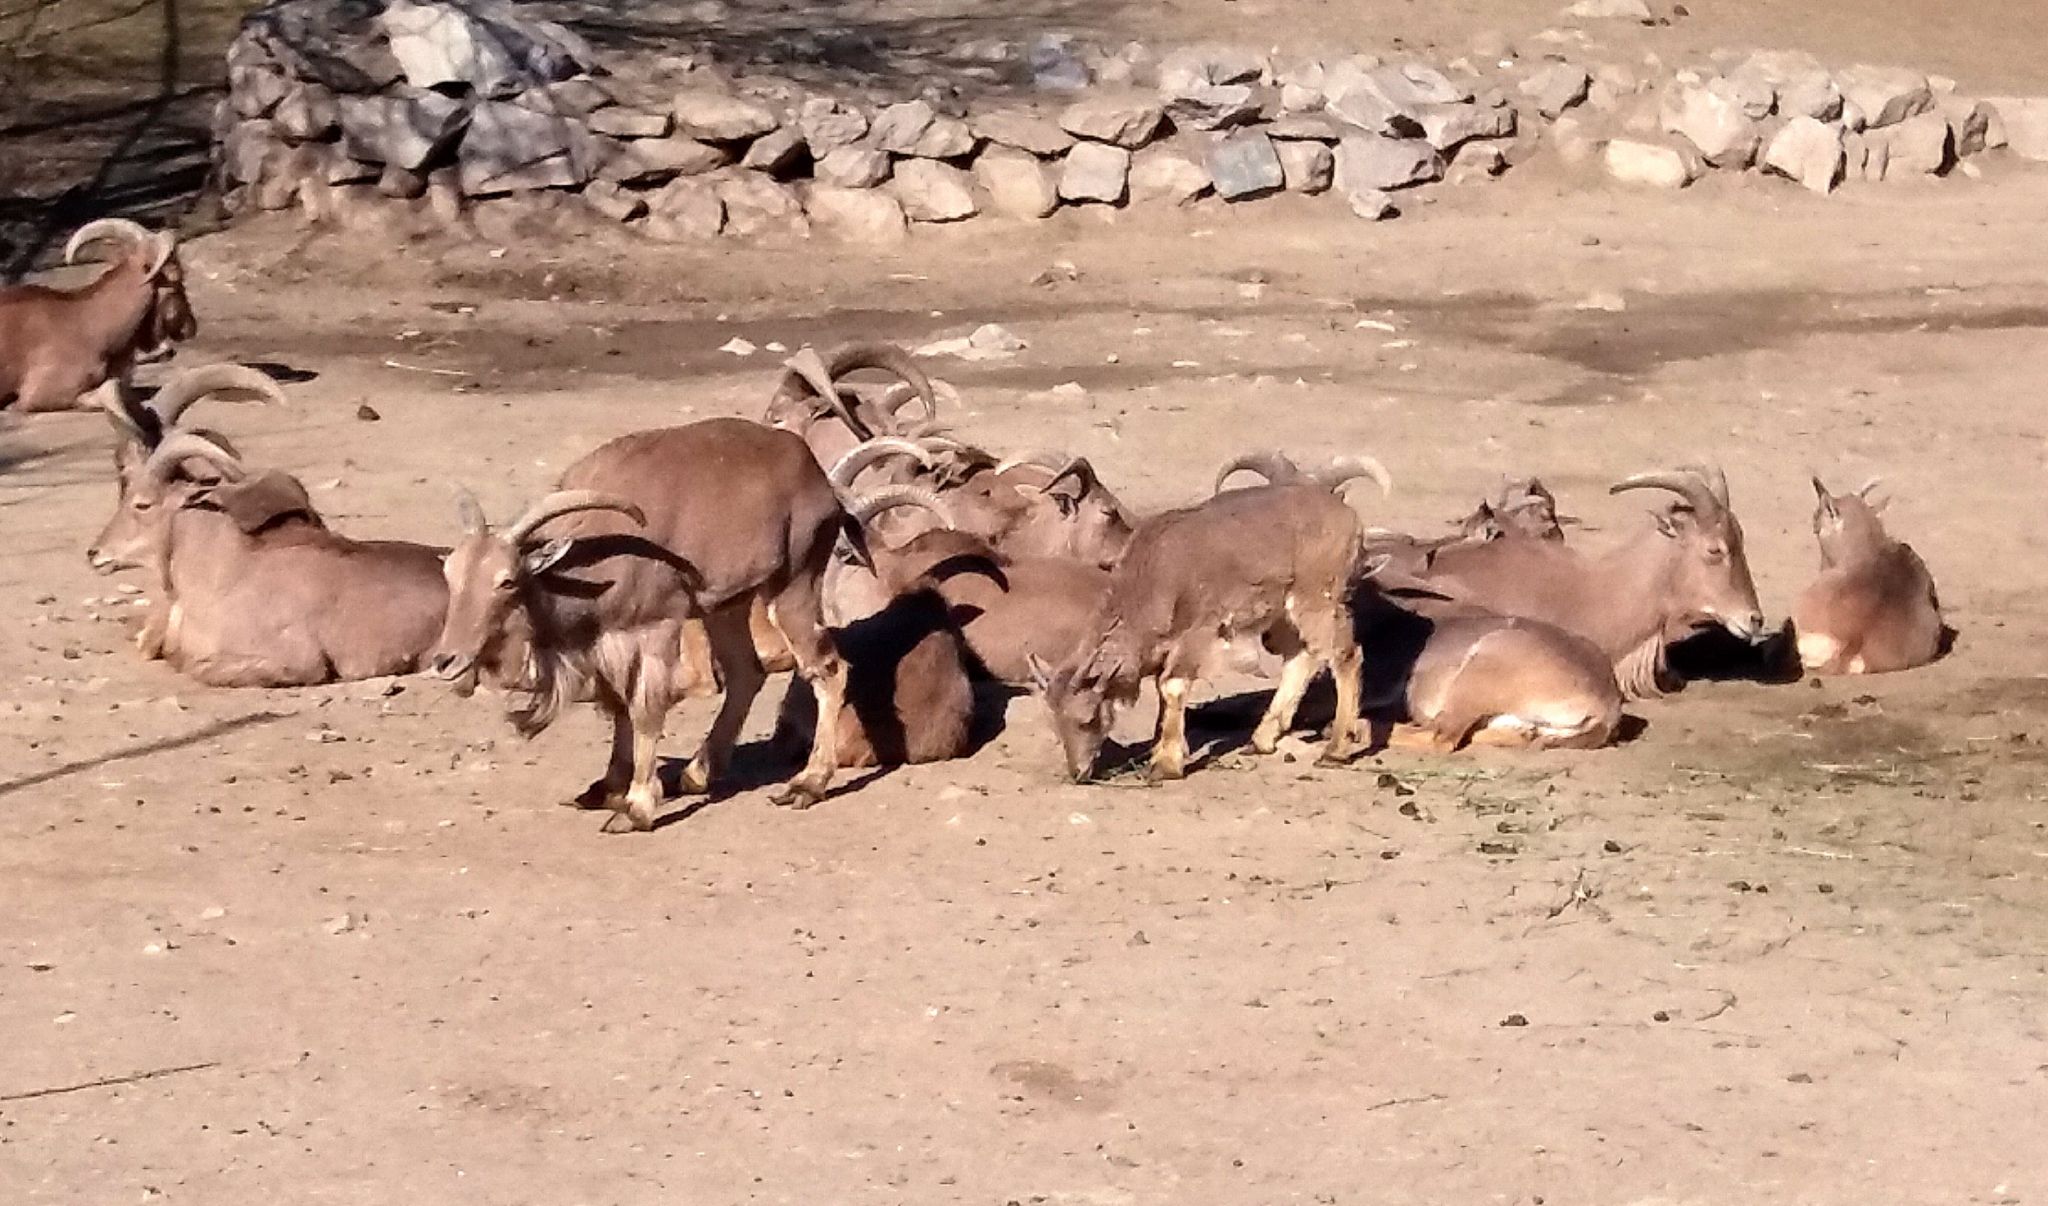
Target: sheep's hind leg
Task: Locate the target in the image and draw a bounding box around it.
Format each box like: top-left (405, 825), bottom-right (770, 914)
top-left (1319, 639), bottom-right (1364, 766)
top-left (1250, 623), bottom-right (1314, 756)
top-left (765, 577), bottom-right (846, 808)
top-left (680, 605), bottom-right (766, 796)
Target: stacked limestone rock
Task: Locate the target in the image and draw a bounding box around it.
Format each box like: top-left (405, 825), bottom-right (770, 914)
top-left (1597, 51), bottom-right (2009, 193)
top-left (215, 1), bottom-right (2041, 245)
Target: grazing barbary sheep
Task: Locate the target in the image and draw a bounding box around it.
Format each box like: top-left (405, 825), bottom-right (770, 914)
top-left (127, 434), bottom-right (448, 687)
top-left (1399, 465), bottom-right (1765, 699)
top-left (89, 363), bottom-right (285, 573)
top-left (1033, 481), bottom-right (1370, 782)
top-left (429, 418), bottom-right (854, 832)
top-left (775, 488), bottom-right (977, 768)
top-left (1, 219), bottom-right (196, 413)
top-left (765, 343), bottom-right (939, 472)
top-left (1791, 477), bottom-right (1944, 675)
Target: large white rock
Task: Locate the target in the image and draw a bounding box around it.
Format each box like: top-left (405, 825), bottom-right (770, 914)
top-left (1762, 116), bottom-right (1846, 193)
top-left (1603, 138), bottom-right (1702, 189)
top-left (973, 147), bottom-right (1059, 218)
top-left (646, 178), bottom-right (724, 240)
top-left (805, 186), bottom-right (908, 243)
top-left (337, 91), bottom-right (466, 172)
top-left (458, 100), bottom-right (595, 196)
top-left (973, 110), bottom-right (1075, 156)
top-left (716, 173), bottom-right (809, 237)
top-left (796, 98), bottom-right (868, 151)
top-left (1879, 110), bottom-right (1953, 175)
top-left (378, 0), bottom-right (592, 97)
top-left (1333, 134), bottom-right (1443, 190)
top-left (1128, 146), bottom-right (1212, 205)
top-left (1415, 101), bottom-right (1516, 151)
top-left (813, 145), bottom-right (891, 189)
top-left (1207, 130), bottom-right (1285, 199)
top-left (1521, 62), bottom-right (1592, 119)
top-left (673, 90), bottom-right (779, 142)
top-left (1984, 97), bottom-right (2048, 160)
top-left (1276, 139), bottom-right (1334, 192)
top-left (1058, 94), bottom-right (1165, 148)
top-left (873, 100), bottom-right (975, 158)
top-left (595, 134), bottom-right (727, 184)
top-left (1835, 65), bottom-right (1934, 130)
top-left (1661, 82), bottom-right (1760, 167)
top-left (892, 159), bottom-right (978, 221)
top-left (1059, 141), bottom-right (1133, 203)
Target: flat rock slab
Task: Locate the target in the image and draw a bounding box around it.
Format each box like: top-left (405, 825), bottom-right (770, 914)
top-left (814, 145), bottom-right (892, 189)
top-left (1059, 141), bottom-right (1133, 203)
top-left (973, 110), bottom-right (1075, 157)
top-left (337, 91), bottom-right (466, 172)
top-left (1059, 94), bottom-right (1165, 148)
top-left (805, 186), bottom-right (907, 243)
top-left (893, 159), bottom-right (979, 221)
top-left (673, 89), bottom-right (779, 141)
top-left (1207, 129), bottom-right (1285, 199)
top-left (1333, 134), bottom-right (1443, 191)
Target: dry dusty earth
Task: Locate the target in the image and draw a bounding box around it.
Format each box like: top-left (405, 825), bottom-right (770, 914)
top-left (7, 5), bottom-right (2048, 1205)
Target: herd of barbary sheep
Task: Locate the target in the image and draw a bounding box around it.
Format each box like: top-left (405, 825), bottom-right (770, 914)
top-left (2, 220), bottom-right (1947, 831)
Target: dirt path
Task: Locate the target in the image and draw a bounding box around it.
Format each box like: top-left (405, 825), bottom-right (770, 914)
top-left (7, 26), bottom-right (2048, 1206)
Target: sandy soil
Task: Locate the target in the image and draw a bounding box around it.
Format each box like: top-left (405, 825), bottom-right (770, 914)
top-left (6, 6), bottom-right (2048, 1204)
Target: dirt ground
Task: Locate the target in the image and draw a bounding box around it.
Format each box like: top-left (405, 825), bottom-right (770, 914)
top-left (7, 4), bottom-right (2048, 1204)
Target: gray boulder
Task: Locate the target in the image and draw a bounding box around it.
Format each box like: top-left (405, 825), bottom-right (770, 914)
top-left (1985, 97), bottom-right (2048, 160)
top-left (874, 100), bottom-right (977, 158)
top-left (1879, 110), bottom-right (1953, 175)
top-left (1128, 146), bottom-right (1212, 204)
top-left (1661, 82), bottom-right (1761, 167)
top-left (814, 145), bottom-right (892, 188)
top-left (716, 173), bottom-right (809, 237)
top-left (1276, 139), bottom-right (1334, 193)
top-left (973, 110), bottom-right (1075, 156)
top-left (273, 83), bottom-right (339, 142)
top-left (1604, 138), bottom-right (1703, 188)
top-left (1206, 130), bottom-right (1285, 199)
top-left (1059, 141), bottom-right (1133, 203)
top-left (805, 186), bottom-right (908, 243)
top-left (583, 179), bottom-right (647, 222)
top-left (1520, 62), bottom-right (1591, 118)
top-left (337, 91), bottom-right (467, 172)
top-left (589, 107), bottom-right (671, 139)
top-left (1836, 65), bottom-right (1934, 130)
top-left (892, 159), bottom-right (979, 221)
top-left (797, 98), bottom-right (869, 151)
top-left (673, 89), bottom-right (779, 141)
top-left (646, 178), bottom-right (724, 240)
top-left (224, 120), bottom-right (286, 184)
top-left (1333, 134), bottom-right (1443, 191)
top-left (378, 0), bottom-right (592, 97)
top-left (1415, 102), bottom-right (1515, 151)
top-left (458, 101), bottom-right (596, 196)
top-left (1058, 94), bottom-right (1165, 148)
top-left (1166, 83), bottom-right (1264, 131)
top-left (741, 126), bottom-right (807, 172)
top-left (1762, 116), bottom-right (1845, 193)
top-left (595, 134), bottom-right (728, 184)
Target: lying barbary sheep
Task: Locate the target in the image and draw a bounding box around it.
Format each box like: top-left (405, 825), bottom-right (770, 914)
top-left (1790, 476), bottom-right (1944, 675)
top-left (127, 434), bottom-right (447, 687)
top-left (1, 219), bottom-right (196, 413)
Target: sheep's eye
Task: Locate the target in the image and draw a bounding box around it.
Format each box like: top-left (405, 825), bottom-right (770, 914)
top-left (132, 498), bottom-right (153, 512)
top-left (493, 574), bottom-right (516, 592)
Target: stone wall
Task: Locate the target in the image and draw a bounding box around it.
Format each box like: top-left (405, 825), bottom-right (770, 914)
top-left (215, 0), bottom-right (2039, 244)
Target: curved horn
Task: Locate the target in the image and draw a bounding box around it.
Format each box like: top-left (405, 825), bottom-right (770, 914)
top-left (1609, 469), bottom-right (1720, 516)
top-left (1037, 456), bottom-right (1099, 497)
top-left (775, 347), bottom-right (874, 441)
top-left (827, 437), bottom-right (936, 490)
top-left (1810, 475), bottom-right (1832, 503)
top-left (1312, 454), bottom-right (1394, 498)
top-left (824, 342), bottom-right (937, 425)
top-left (146, 363), bottom-right (284, 430)
top-left (1675, 462), bottom-right (1730, 509)
top-left (850, 484), bottom-right (954, 530)
top-left (143, 430), bottom-right (244, 484)
top-left (148, 230), bottom-right (176, 277)
top-left (63, 218), bottom-right (154, 265)
top-left (455, 486), bottom-right (488, 536)
top-left (1856, 476), bottom-right (1883, 499)
top-left (1213, 451), bottom-right (1305, 495)
top-left (505, 490), bottom-right (647, 547)
top-left (99, 382), bottom-right (151, 445)
top-left (993, 449), bottom-right (1069, 476)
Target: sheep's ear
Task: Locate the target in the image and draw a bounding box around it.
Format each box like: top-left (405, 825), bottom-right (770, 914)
top-left (522, 537), bottom-right (576, 577)
top-left (195, 471), bottom-right (316, 534)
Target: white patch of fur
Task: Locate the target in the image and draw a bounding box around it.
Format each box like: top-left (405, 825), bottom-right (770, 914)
top-left (1613, 635), bottom-right (1668, 701)
top-left (1797, 631), bottom-right (1844, 672)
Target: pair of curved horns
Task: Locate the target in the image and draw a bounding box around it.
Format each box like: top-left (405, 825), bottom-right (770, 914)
top-left (849, 484), bottom-right (955, 530)
top-left (65, 218), bottom-right (175, 278)
top-left (143, 430), bottom-right (245, 485)
top-left (103, 363), bottom-right (285, 446)
top-left (1811, 475), bottom-right (1883, 502)
top-left (995, 449), bottom-right (1100, 497)
top-left (1214, 450), bottom-right (1393, 498)
top-left (828, 437), bottom-right (935, 490)
top-left (1610, 464), bottom-right (1730, 517)
top-left (457, 488), bottom-right (648, 546)
top-left (774, 342), bottom-right (938, 438)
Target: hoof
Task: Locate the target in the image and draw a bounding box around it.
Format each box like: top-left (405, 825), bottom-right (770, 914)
top-left (1145, 762), bottom-right (1186, 783)
top-left (676, 761), bottom-right (713, 797)
top-left (1315, 748), bottom-right (1358, 769)
top-left (567, 780), bottom-right (617, 810)
top-left (599, 808), bottom-right (653, 834)
top-left (770, 779), bottom-right (826, 809)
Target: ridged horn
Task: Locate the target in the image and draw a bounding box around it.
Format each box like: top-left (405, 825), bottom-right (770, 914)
top-left (774, 346), bottom-right (874, 441)
top-left (1610, 468), bottom-right (1721, 517)
top-left (1037, 456), bottom-right (1099, 497)
top-left (100, 382), bottom-right (152, 445)
top-left (147, 363), bottom-right (284, 430)
top-left (1312, 454), bottom-right (1393, 498)
top-left (1213, 451), bottom-right (1305, 495)
top-left (1674, 462), bottom-right (1730, 509)
top-left (143, 430), bottom-right (244, 484)
top-left (505, 491), bottom-right (647, 547)
top-left (824, 342), bottom-right (936, 425)
top-left (828, 437), bottom-right (936, 491)
top-left (993, 449), bottom-right (1069, 476)
top-left (64, 218), bottom-right (154, 265)
top-left (850, 484), bottom-right (954, 530)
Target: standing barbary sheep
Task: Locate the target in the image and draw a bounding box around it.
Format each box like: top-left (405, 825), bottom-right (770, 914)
top-left (127, 435), bottom-right (448, 686)
top-left (1401, 465), bottom-right (1765, 698)
top-left (1790, 477), bottom-right (1944, 674)
top-left (1033, 480), bottom-right (1371, 782)
top-left (89, 363), bottom-right (285, 572)
top-left (1, 220), bottom-right (196, 413)
top-left (430, 418), bottom-right (855, 832)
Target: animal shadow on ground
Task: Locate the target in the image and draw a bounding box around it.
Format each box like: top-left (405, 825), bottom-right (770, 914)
top-left (1669, 625), bottom-right (1804, 686)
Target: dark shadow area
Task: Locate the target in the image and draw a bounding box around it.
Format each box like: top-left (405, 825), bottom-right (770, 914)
top-left (2, 0), bottom-right (216, 275)
top-left (0, 708), bottom-right (291, 797)
top-left (1668, 624), bottom-right (1803, 687)
top-left (554, 0), bottom-right (1114, 101)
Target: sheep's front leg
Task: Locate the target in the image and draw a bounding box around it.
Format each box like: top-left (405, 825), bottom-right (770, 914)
top-left (602, 705), bottom-right (667, 834)
top-left (1251, 623), bottom-right (1314, 755)
top-left (1148, 677), bottom-right (1191, 781)
top-left (570, 705), bottom-right (633, 810)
